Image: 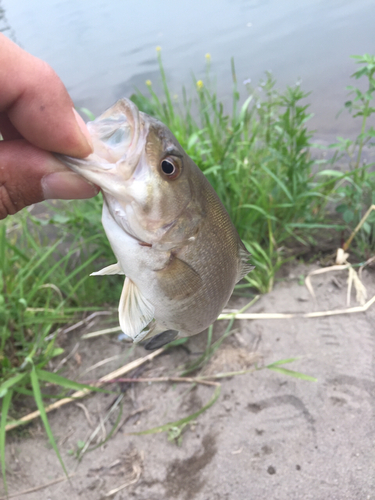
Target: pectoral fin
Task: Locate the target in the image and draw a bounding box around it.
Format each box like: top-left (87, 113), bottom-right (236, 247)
top-left (118, 277), bottom-right (155, 341)
top-left (91, 263), bottom-right (124, 276)
top-left (156, 257), bottom-right (203, 300)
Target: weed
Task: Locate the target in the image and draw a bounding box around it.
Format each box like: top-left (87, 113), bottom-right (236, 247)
top-left (67, 439), bottom-right (86, 458)
top-left (327, 54), bottom-right (375, 255)
top-left (132, 51), bottom-right (338, 292)
top-left (0, 212), bottom-right (111, 490)
top-left (266, 358), bottom-right (317, 381)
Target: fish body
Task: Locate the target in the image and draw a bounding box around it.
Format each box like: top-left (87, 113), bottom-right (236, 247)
top-left (59, 99), bottom-right (252, 349)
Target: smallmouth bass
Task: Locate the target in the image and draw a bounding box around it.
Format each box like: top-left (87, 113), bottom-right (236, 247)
top-left (58, 98), bottom-right (252, 349)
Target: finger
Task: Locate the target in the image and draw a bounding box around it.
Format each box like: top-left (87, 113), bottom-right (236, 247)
top-left (0, 34), bottom-right (93, 158)
top-left (0, 113), bottom-right (23, 140)
top-left (0, 140), bottom-right (99, 220)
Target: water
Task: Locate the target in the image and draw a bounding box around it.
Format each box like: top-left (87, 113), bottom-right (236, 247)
top-left (1, 0), bottom-right (375, 141)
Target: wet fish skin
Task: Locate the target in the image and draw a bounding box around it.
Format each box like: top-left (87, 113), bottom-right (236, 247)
top-left (58, 98), bottom-right (252, 346)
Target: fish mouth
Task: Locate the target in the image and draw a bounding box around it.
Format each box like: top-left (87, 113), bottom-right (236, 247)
top-left (56, 98), bottom-right (144, 189)
top-left (55, 153), bottom-right (116, 190)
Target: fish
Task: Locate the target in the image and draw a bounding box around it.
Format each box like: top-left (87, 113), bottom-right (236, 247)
top-left (58, 98), bottom-right (252, 349)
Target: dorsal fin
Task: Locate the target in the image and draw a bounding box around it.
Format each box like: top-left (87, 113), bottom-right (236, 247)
top-left (118, 277), bottom-right (155, 341)
top-left (236, 243), bottom-right (254, 283)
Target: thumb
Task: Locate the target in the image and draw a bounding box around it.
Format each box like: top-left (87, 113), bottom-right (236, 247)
top-left (0, 140), bottom-right (99, 220)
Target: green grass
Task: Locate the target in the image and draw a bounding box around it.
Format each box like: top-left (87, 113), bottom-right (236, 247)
top-left (326, 54), bottom-right (375, 257)
top-left (0, 211), bottom-right (119, 490)
top-left (1, 51), bottom-right (375, 491)
top-left (131, 53), bottom-right (341, 292)
top-left (0, 210), bottom-right (116, 380)
top-left (131, 50), bottom-right (375, 280)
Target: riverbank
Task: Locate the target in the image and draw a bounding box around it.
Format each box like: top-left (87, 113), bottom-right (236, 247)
top-left (2, 262), bottom-right (374, 500)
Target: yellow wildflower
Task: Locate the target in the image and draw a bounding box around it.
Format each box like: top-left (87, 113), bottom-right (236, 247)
top-left (196, 80), bottom-right (204, 90)
top-left (156, 46), bottom-right (161, 52)
top-left (205, 53), bottom-right (211, 61)
top-left (145, 79), bottom-right (152, 86)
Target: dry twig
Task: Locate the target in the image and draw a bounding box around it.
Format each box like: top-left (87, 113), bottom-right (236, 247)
top-left (103, 461), bottom-right (142, 498)
top-left (5, 348), bottom-right (164, 432)
top-left (219, 293), bottom-right (375, 320)
top-left (0, 474), bottom-right (75, 500)
top-left (75, 402), bottom-right (95, 428)
top-left (110, 376), bottom-right (220, 387)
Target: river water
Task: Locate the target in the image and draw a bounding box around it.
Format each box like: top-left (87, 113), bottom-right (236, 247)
top-left (1, 0), bottom-right (375, 141)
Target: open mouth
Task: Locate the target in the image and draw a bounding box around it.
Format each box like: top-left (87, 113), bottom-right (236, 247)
top-left (56, 98), bottom-right (145, 186)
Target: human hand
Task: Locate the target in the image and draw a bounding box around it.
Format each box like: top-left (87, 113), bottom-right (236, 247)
top-left (0, 34), bottom-right (98, 220)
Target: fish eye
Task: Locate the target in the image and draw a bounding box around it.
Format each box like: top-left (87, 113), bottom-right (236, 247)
top-left (159, 157), bottom-right (181, 180)
top-left (161, 160), bottom-right (175, 175)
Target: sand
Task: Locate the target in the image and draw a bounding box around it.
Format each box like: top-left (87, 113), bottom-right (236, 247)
top-left (2, 263), bottom-right (375, 500)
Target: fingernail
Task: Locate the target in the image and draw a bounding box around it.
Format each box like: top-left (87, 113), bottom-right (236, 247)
top-left (73, 108), bottom-right (94, 152)
top-left (42, 171), bottom-right (99, 200)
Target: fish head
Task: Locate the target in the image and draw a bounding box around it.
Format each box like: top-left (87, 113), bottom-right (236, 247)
top-left (132, 115), bottom-right (202, 240)
top-left (58, 98), bottom-right (202, 244)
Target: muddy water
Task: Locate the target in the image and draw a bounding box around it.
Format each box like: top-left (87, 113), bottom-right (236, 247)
top-left (1, 0), bottom-right (375, 140)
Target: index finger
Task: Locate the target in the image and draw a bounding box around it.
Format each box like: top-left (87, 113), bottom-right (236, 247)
top-left (0, 34), bottom-right (93, 158)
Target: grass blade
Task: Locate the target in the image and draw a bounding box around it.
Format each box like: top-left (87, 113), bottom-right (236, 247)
top-left (30, 366), bottom-right (68, 476)
top-left (181, 319), bottom-right (234, 376)
top-left (130, 384), bottom-right (221, 436)
top-left (260, 163), bottom-right (293, 202)
top-left (267, 366), bottom-right (317, 382)
top-left (0, 373), bottom-right (27, 398)
top-left (0, 389), bottom-right (12, 493)
top-left (266, 358), bottom-right (317, 381)
top-left (35, 369), bottom-right (109, 393)
top-left (266, 358), bottom-right (300, 367)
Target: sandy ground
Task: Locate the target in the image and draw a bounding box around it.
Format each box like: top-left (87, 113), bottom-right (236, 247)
top-left (1, 263), bottom-right (375, 500)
